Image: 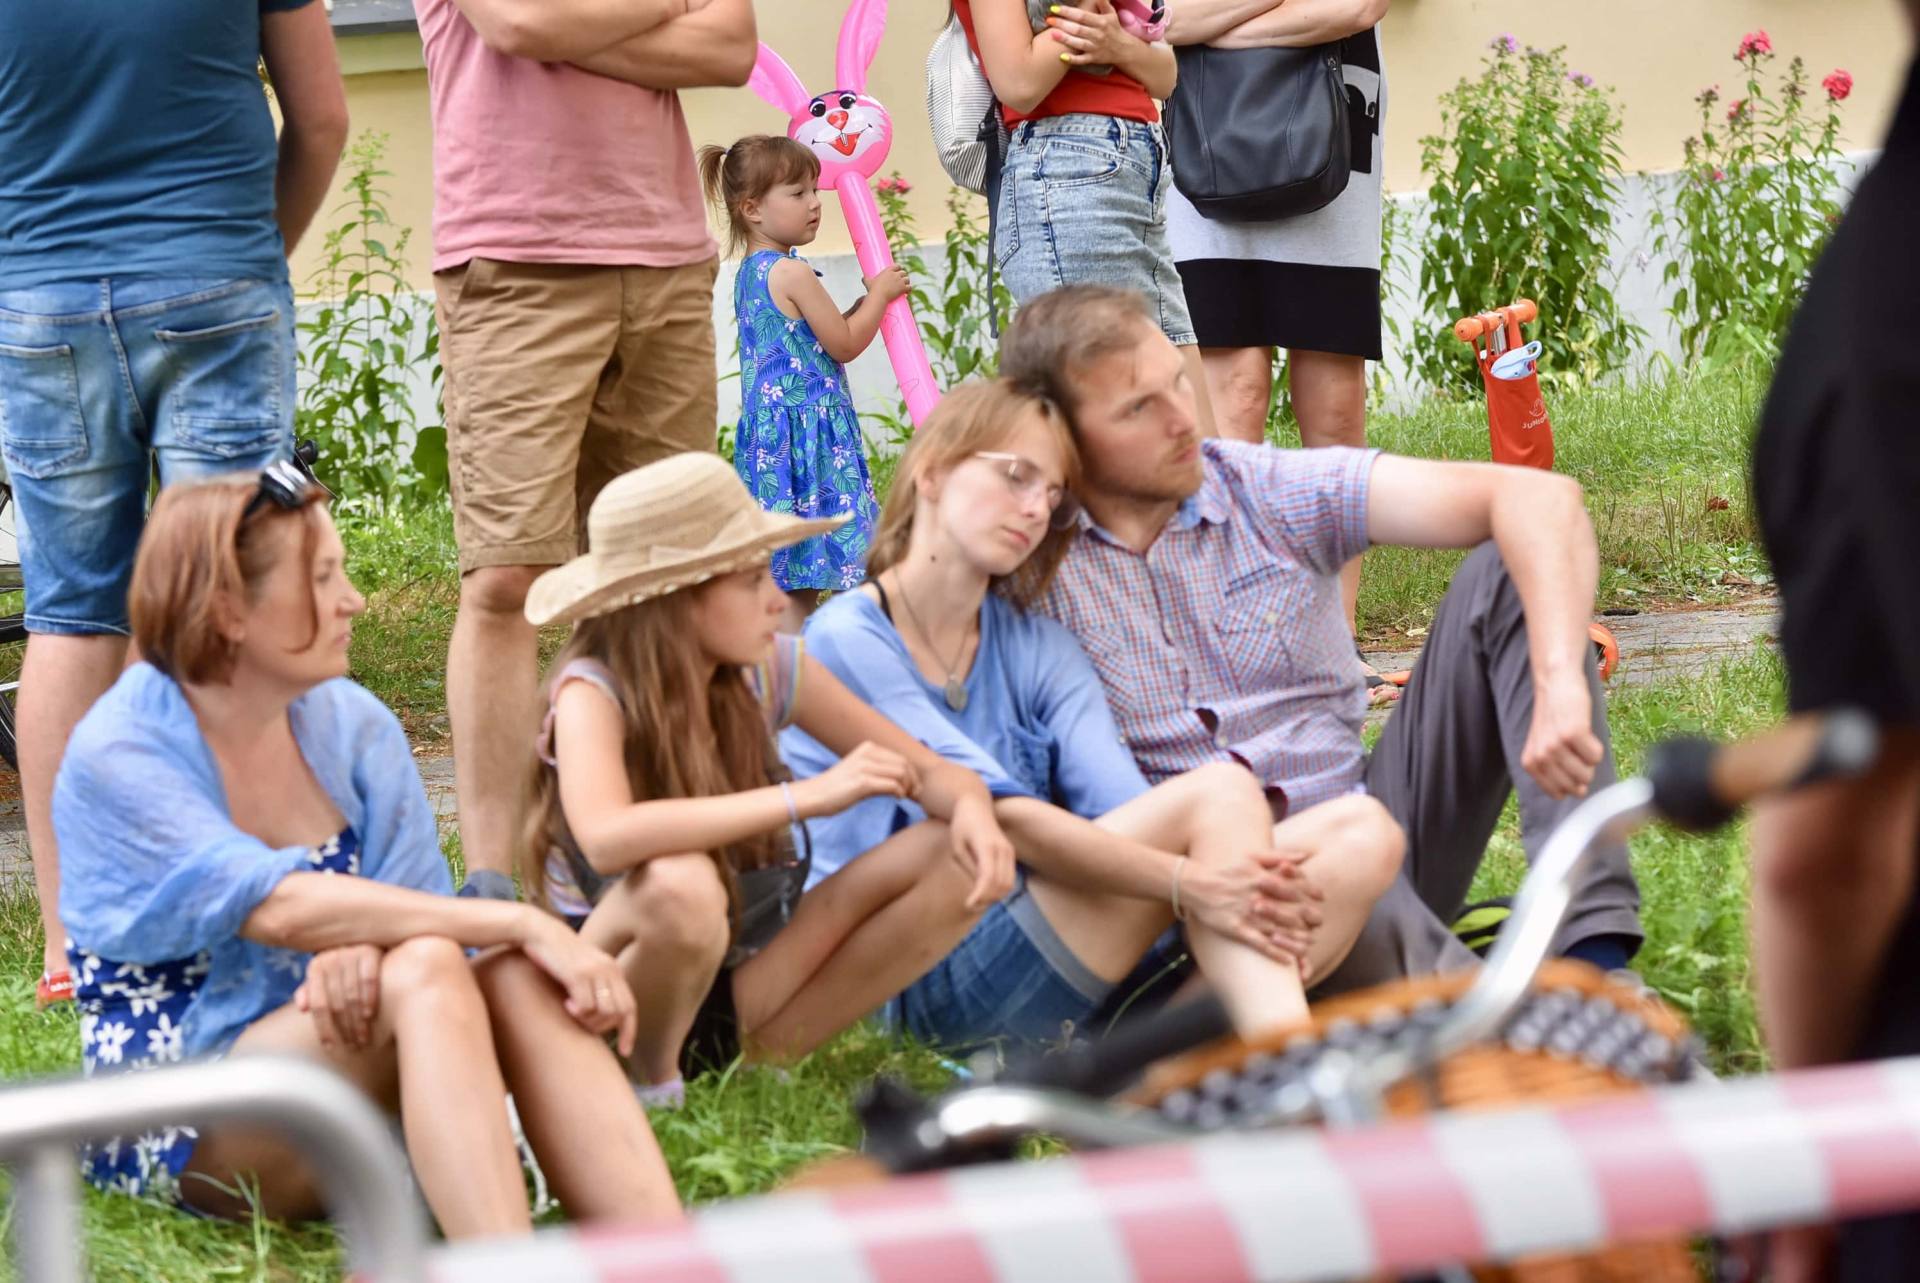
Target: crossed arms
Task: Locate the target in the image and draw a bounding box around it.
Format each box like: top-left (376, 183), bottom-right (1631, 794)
top-left (450, 0), bottom-right (756, 89)
top-left (1167, 0), bottom-right (1389, 49)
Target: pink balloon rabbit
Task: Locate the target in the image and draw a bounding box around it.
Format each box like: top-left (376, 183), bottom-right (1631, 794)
top-left (748, 0), bottom-right (940, 427)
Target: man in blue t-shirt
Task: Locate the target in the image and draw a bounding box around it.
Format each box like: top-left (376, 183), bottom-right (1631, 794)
top-left (0, 1), bottom-right (348, 1003)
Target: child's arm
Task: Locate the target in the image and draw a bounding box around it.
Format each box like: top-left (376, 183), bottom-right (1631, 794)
top-left (770, 257), bottom-right (909, 364)
top-left (789, 655), bottom-right (1017, 909)
top-left (551, 676), bottom-right (962, 883)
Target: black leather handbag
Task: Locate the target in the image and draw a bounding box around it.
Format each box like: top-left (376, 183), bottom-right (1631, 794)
top-left (1165, 43), bottom-right (1351, 221)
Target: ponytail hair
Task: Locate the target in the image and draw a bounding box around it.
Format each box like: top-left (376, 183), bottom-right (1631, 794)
top-left (698, 135), bottom-right (822, 258)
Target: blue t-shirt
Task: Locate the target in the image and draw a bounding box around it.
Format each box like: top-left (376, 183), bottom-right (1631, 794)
top-left (781, 587), bottom-right (1151, 887)
top-left (0, 0), bottom-right (314, 289)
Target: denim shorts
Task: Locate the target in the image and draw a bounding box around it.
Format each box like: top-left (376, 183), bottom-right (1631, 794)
top-left (0, 277), bottom-right (295, 634)
top-left (887, 873), bottom-right (1114, 1054)
top-left (994, 114), bottom-right (1197, 346)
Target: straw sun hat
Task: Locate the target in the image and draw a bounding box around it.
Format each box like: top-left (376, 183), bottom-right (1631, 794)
top-left (524, 453), bottom-right (849, 628)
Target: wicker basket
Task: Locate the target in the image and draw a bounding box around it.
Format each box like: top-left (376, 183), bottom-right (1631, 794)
top-left (1128, 959), bottom-right (1703, 1282)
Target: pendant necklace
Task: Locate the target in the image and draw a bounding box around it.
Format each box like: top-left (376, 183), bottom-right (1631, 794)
top-left (891, 572), bottom-right (973, 713)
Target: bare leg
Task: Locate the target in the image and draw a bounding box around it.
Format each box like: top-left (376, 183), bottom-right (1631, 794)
top-left (1178, 342), bottom-right (1224, 440)
top-left (580, 853), bottom-right (732, 1085)
top-left (473, 948), bottom-right (680, 1222)
top-left (17, 633), bottom-right (129, 976)
top-left (446, 565), bottom-right (546, 879)
top-left (1270, 794), bottom-right (1406, 984)
top-left (1197, 345), bottom-right (1274, 446)
top-left (1752, 736), bottom-right (1920, 1069)
top-left (186, 937), bottom-right (529, 1237)
top-left (1288, 349), bottom-right (1370, 633)
top-left (735, 821), bottom-right (983, 1061)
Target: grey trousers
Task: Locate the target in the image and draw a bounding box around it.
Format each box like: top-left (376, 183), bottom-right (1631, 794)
top-left (1314, 543), bottom-right (1644, 996)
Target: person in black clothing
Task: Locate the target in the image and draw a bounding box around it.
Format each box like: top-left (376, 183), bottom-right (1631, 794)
top-left (1749, 6), bottom-right (1920, 1278)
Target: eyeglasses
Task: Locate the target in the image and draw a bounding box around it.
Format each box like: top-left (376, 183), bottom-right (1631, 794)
top-left (242, 439), bottom-right (332, 523)
top-left (973, 452), bottom-right (1081, 531)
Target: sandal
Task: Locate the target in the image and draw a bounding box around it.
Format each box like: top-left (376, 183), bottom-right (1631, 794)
top-left (36, 969), bottom-right (73, 1010)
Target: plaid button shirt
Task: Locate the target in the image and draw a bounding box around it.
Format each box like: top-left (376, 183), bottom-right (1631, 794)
top-left (1038, 441), bottom-right (1378, 815)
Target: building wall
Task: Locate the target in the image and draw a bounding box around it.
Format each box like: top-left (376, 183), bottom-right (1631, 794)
top-left (315, 1), bottom-right (1911, 294)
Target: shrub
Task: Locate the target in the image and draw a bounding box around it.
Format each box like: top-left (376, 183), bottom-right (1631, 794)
top-left (296, 133), bottom-right (445, 512)
top-left (1415, 39), bottom-right (1640, 395)
top-left (1654, 31), bottom-right (1853, 366)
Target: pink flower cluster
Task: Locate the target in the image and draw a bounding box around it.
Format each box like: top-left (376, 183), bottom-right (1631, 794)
top-left (875, 175), bottom-right (913, 195)
top-left (1823, 69), bottom-right (1854, 102)
top-left (1489, 33), bottom-right (1518, 55)
top-left (1727, 98), bottom-right (1749, 123)
top-left (1736, 29), bottom-right (1772, 60)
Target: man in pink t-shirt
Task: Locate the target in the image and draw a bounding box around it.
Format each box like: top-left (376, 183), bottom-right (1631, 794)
top-left (414, 0), bottom-right (755, 901)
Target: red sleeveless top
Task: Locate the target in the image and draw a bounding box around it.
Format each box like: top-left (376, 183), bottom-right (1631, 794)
top-left (953, 0), bottom-right (1159, 128)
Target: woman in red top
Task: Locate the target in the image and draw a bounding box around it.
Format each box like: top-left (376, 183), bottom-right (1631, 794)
top-left (956, 0), bottom-right (1217, 433)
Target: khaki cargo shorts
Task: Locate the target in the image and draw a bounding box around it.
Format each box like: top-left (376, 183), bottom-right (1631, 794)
top-left (433, 256), bottom-right (720, 574)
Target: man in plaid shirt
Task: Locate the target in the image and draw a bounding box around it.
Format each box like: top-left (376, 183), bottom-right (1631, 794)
top-left (1003, 285), bottom-right (1641, 990)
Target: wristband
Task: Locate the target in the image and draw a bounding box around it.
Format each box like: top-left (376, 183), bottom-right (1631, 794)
top-left (780, 780), bottom-right (800, 826)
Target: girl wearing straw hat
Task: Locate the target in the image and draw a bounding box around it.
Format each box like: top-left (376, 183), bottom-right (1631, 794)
top-left (522, 453), bottom-right (1016, 1100)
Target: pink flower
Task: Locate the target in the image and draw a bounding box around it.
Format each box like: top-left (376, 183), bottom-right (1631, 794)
top-left (1567, 71), bottom-right (1595, 89)
top-left (1727, 98), bottom-right (1748, 122)
top-left (1489, 33), bottom-right (1518, 54)
top-left (1710, 168), bottom-right (1726, 182)
top-left (1823, 69), bottom-right (1853, 102)
top-left (1736, 29), bottom-right (1772, 59)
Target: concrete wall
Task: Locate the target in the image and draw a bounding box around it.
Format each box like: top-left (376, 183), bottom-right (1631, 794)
top-left (311, 1), bottom-right (1912, 293)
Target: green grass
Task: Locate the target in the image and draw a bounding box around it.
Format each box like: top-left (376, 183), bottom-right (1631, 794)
top-left (1327, 363), bottom-right (1771, 637)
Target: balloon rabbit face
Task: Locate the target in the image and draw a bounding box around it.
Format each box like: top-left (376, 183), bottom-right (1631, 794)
top-left (748, 0), bottom-right (896, 187)
top-left (792, 89), bottom-right (893, 178)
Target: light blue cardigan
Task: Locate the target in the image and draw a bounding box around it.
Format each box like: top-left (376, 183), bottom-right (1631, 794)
top-left (54, 664), bottom-right (452, 1058)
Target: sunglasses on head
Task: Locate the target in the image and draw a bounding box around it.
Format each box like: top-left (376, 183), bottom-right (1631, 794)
top-left (242, 439), bottom-right (332, 522)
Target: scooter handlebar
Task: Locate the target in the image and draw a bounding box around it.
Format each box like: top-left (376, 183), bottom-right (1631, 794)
top-left (1453, 298), bottom-right (1538, 343)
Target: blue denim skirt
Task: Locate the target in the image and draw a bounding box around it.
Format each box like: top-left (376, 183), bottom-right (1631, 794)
top-left (885, 873), bottom-right (1114, 1055)
top-left (994, 114), bottom-right (1196, 346)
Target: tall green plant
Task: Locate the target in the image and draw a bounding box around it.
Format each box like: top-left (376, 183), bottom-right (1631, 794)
top-left (1415, 38), bottom-right (1639, 395)
top-left (297, 132), bottom-right (445, 512)
top-left (1653, 32), bottom-right (1852, 366)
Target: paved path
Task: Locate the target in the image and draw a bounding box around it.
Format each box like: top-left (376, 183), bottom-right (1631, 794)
top-left (0, 599), bottom-right (1781, 879)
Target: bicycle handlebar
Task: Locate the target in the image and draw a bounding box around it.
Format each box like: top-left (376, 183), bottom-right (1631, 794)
top-left (1648, 708), bottom-right (1878, 831)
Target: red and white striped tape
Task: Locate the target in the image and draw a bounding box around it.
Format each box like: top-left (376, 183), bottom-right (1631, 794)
top-left (425, 1056), bottom-right (1920, 1283)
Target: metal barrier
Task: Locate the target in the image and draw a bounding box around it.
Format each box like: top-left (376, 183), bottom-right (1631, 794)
top-left (423, 1054), bottom-right (1920, 1283)
top-left (0, 1056), bottom-right (426, 1283)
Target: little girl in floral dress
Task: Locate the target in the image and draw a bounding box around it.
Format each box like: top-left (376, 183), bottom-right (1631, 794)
top-left (699, 135), bottom-right (910, 628)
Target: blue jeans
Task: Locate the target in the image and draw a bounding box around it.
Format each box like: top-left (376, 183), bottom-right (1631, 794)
top-left (994, 114), bottom-right (1196, 346)
top-left (0, 277), bottom-right (294, 634)
top-left (888, 873), bottom-right (1114, 1054)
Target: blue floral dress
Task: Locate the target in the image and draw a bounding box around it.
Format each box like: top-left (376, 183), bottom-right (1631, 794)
top-left (71, 828), bottom-right (362, 1202)
top-left (732, 249), bottom-right (879, 592)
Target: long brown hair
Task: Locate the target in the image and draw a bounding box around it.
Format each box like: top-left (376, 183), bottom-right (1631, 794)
top-left (519, 586), bottom-right (779, 914)
top-left (696, 135), bottom-right (821, 258)
top-left (865, 379), bottom-right (1079, 608)
top-left (129, 475), bottom-right (327, 685)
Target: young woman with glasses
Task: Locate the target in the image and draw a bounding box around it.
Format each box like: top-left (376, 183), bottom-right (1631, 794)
top-left (780, 379), bottom-right (1403, 1050)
